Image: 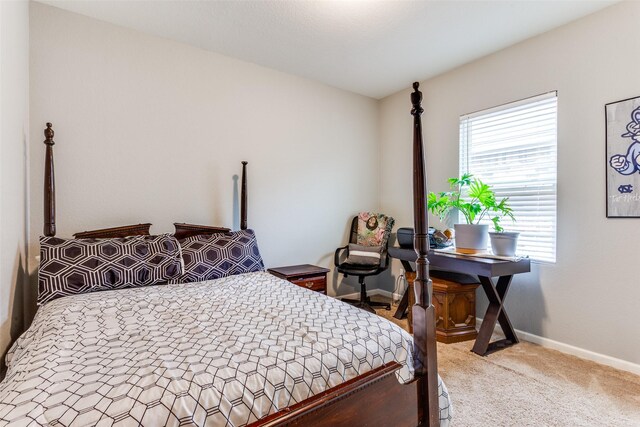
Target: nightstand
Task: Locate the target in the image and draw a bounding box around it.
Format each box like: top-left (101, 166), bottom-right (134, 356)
top-left (267, 264), bottom-right (330, 294)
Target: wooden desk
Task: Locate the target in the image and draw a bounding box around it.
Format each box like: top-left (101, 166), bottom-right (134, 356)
top-left (388, 247), bottom-right (531, 356)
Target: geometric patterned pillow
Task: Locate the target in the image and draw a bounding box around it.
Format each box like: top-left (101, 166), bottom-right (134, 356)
top-left (169, 229), bottom-right (264, 284)
top-left (38, 234), bottom-right (183, 305)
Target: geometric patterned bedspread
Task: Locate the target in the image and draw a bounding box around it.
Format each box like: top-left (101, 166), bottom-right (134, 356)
top-left (0, 271), bottom-right (451, 426)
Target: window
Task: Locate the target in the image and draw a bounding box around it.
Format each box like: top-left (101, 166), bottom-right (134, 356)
top-left (459, 92), bottom-right (557, 262)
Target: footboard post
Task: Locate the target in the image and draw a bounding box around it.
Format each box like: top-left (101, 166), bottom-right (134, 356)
top-left (410, 83), bottom-right (440, 427)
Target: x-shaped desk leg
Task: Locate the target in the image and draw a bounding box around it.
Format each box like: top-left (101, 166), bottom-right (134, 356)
top-left (472, 275), bottom-right (519, 356)
top-left (392, 260), bottom-right (415, 320)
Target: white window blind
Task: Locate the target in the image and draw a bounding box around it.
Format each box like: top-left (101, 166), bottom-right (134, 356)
top-left (460, 92), bottom-right (557, 262)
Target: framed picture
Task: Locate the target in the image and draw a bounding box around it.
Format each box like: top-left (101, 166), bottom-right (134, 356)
top-left (606, 95), bottom-right (640, 218)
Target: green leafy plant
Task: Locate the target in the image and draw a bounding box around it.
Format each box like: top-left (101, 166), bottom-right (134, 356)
top-left (427, 173), bottom-right (515, 232)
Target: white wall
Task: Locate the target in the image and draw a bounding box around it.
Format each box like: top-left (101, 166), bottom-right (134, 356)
top-left (29, 3), bottom-right (379, 301)
top-left (379, 1), bottom-right (640, 365)
top-left (0, 0), bottom-right (29, 371)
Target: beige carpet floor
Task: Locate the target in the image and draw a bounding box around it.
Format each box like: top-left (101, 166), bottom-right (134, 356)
top-left (372, 297), bottom-right (640, 427)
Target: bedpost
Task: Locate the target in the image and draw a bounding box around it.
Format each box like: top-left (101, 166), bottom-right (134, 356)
top-left (44, 123), bottom-right (56, 237)
top-left (410, 83), bottom-right (439, 427)
top-left (241, 161), bottom-right (248, 230)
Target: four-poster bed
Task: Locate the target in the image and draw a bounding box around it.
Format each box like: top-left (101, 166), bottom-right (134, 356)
top-left (0, 84), bottom-right (447, 426)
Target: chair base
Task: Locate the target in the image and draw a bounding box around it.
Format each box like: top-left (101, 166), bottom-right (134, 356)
top-left (341, 297), bottom-right (391, 314)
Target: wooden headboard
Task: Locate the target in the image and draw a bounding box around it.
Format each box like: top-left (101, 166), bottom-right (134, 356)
top-left (73, 223), bottom-right (152, 239)
top-left (42, 123), bottom-right (246, 238)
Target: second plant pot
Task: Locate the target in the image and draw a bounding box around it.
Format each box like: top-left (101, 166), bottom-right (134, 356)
top-left (454, 224), bottom-right (489, 254)
top-left (489, 231), bottom-right (520, 257)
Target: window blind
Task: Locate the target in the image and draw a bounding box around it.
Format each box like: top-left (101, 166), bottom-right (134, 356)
top-left (459, 92), bottom-right (557, 262)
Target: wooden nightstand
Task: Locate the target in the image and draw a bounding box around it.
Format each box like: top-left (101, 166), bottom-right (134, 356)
top-left (267, 264), bottom-right (330, 294)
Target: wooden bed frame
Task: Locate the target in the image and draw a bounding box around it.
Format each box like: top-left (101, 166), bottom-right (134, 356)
top-left (40, 82), bottom-right (440, 427)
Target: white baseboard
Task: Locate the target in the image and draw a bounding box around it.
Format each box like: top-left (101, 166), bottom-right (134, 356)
top-left (478, 317), bottom-right (640, 377)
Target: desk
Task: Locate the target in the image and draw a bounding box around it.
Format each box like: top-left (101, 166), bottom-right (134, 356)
top-left (388, 247), bottom-right (531, 356)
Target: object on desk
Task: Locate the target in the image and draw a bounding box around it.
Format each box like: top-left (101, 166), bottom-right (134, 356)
top-left (397, 227), bottom-right (414, 248)
top-left (405, 271), bottom-right (480, 343)
top-left (267, 264), bottom-right (329, 294)
top-left (489, 231), bottom-right (520, 257)
top-left (443, 228), bottom-right (454, 240)
top-left (396, 227), bottom-right (452, 249)
top-left (432, 229), bottom-right (452, 248)
top-left (434, 247), bottom-right (524, 262)
top-left (334, 213), bottom-right (394, 313)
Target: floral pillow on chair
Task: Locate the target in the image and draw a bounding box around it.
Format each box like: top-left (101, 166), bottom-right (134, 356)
top-left (356, 212), bottom-right (395, 248)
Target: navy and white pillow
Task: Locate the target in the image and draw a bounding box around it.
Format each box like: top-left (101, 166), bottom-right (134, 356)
top-left (38, 234), bottom-right (183, 305)
top-left (345, 243), bottom-right (382, 266)
top-left (170, 229), bottom-right (264, 284)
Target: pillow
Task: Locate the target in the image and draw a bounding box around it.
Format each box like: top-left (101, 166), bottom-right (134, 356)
top-left (346, 243), bottom-right (382, 266)
top-left (170, 229), bottom-right (264, 284)
top-left (38, 234), bottom-right (183, 305)
top-left (356, 212), bottom-right (395, 247)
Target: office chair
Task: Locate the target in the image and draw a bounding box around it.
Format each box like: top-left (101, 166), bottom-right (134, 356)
top-left (334, 212), bottom-right (395, 313)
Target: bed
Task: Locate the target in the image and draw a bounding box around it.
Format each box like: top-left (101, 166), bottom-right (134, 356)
top-left (0, 83), bottom-right (449, 426)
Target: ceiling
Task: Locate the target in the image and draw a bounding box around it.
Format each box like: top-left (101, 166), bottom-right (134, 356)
top-left (40, 0), bottom-right (617, 99)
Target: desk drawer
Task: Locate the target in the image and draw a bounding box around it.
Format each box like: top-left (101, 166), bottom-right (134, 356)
top-left (291, 275), bottom-right (326, 293)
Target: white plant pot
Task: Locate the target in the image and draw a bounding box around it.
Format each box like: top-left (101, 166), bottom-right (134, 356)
top-left (454, 224), bottom-right (489, 254)
top-left (489, 232), bottom-right (520, 257)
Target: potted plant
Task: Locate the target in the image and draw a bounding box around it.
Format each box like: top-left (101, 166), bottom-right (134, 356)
top-left (428, 174), bottom-right (516, 254)
top-left (488, 229), bottom-right (520, 257)
top-left (487, 208), bottom-right (519, 257)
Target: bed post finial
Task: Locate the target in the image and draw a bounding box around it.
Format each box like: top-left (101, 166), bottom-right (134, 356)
top-left (410, 82), bottom-right (440, 426)
top-left (44, 123), bottom-right (56, 237)
top-left (241, 161), bottom-right (248, 231)
top-left (411, 82), bottom-right (424, 116)
top-left (44, 123), bottom-right (55, 144)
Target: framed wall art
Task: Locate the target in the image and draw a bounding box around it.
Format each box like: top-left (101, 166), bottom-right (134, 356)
top-left (606, 95), bottom-right (640, 217)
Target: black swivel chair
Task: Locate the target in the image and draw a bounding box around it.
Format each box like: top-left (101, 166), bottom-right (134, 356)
top-left (335, 214), bottom-right (395, 314)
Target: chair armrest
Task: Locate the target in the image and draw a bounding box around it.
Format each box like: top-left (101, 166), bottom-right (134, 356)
top-left (379, 248), bottom-right (390, 270)
top-left (334, 245), bottom-right (349, 267)
top-left (379, 253), bottom-right (389, 270)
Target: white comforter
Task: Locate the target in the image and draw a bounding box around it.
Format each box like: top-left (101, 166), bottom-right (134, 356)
top-left (0, 271), bottom-right (451, 426)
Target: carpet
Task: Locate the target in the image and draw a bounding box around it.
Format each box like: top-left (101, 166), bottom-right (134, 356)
top-left (373, 297), bottom-right (640, 426)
